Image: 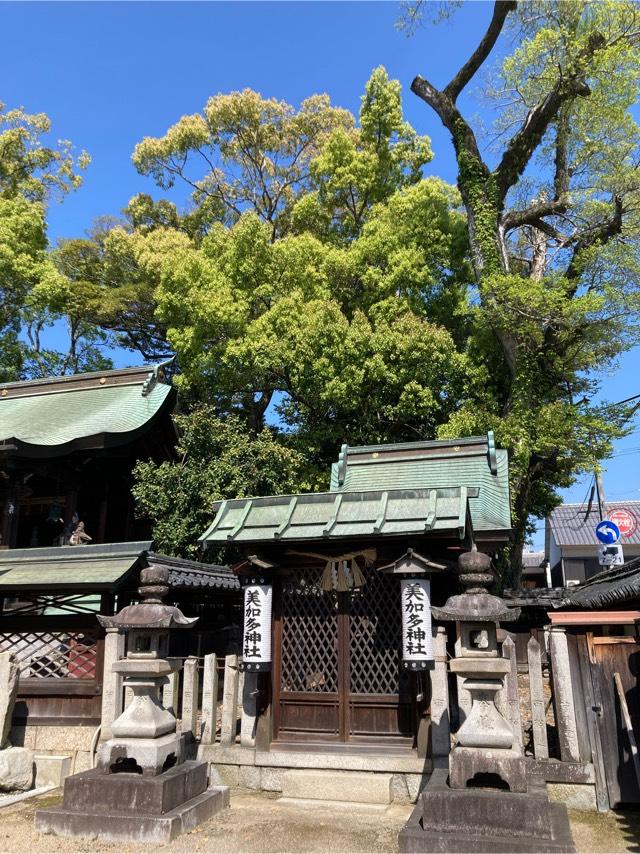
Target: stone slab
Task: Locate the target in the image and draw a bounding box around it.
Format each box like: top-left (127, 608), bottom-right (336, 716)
top-left (527, 759), bottom-right (595, 784)
top-left (399, 803), bottom-right (575, 853)
top-left (398, 769), bottom-right (575, 853)
top-left (239, 765), bottom-right (261, 790)
top-left (278, 797), bottom-right (389, 813)
top-left (35, 785), bottom-right (230, 843)
top-left (255, 749), bottom-right (428, 774)
top-left (547, 783), bottom-right (597, 812)
top-left (34, 754), bottom-right (72, 788)
top-left (62, 761), bottom-right (208, 815)
top-left (0, 653), bottom-right (19, 749)
top-left (281, 769), bottom-right (393, 804)
top-left (421, 774), bottom-right (555, 839)
top-left (198, 744), bottom-right (256, 766)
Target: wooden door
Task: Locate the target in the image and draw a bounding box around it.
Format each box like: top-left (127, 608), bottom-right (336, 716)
top-left (273, 567), bottom-right (413, 745)
top-left (588, 635), bottom-right (640, 807)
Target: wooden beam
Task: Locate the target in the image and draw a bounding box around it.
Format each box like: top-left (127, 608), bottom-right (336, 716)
top-left (547, 611), bottom-right (640, 626)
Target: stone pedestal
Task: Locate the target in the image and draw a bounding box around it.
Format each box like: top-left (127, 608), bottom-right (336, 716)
top-left (399, 769), bottom-right (575, 853)
top-left (36, 761), bottom-right (229, 843)
top-left (34, 563), bottom-right (230, 842)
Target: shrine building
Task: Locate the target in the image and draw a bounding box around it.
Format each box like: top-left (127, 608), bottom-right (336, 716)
top-left (199, 433), bottom-right (511, 786)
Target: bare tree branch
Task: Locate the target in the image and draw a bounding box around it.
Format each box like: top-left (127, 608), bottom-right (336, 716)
top-left (494, 32), bottom-right (606, 205)
top-left (444, 1), bottom-right (516, 102)
top-left (566, 195), bottom-right (624, 280)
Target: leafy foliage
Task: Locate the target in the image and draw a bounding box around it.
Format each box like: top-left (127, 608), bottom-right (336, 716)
top-left (0, 101), bottom-right (94, 379)
top-left (131, 409), bottom-right (306, 558)
top-left (409, 0), bottom-right (640, 583)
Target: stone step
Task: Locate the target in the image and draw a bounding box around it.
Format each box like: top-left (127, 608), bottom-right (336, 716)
top-left (280, 769), bottom-right (393, 805)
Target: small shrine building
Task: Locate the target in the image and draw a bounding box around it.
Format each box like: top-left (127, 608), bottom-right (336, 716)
top-left (200, 433), bottom-right (511, 760)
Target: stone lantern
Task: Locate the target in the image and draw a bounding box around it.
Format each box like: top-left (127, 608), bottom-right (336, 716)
top-left (398, 547), bottom-right (575, 854)
top-left (35, 564), bottom-right (229, 843)
top-left (96, 563), bottom-right (197, 774)
top-left (431, 547), bottom-right (523, 790)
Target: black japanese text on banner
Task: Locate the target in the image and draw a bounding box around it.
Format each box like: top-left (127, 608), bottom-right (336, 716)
top-left (241, 584), bottom-right (272, 672)
top-left (401, 578), bottom-right (433, 670)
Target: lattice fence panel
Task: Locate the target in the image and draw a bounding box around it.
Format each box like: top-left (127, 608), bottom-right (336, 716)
top-left (281, 568), bottom-right (338, 693)
top-left (349, 571), bottom-right (405, 695)
top-left (0, 630), bottom-right (98, 678)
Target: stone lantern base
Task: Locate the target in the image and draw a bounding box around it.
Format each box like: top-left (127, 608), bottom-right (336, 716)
top-left (399, 768), bottom-right (575, 853)
top-left (35, 760), bottom-right (229, 843)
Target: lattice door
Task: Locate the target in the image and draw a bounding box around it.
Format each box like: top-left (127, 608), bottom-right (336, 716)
top-left (0, 630), bottom-right (98, 678)
top-left (349, 570), bottom-right (404, 695)
top-left (280, 568), bottom-right (338, 694)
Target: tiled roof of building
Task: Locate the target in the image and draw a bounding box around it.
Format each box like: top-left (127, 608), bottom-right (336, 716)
top-left (147, 552), bottom-right (239, 591)
top-left (0, 363), bottom-right (175, 455)
top-left (505, 556), bottom-right (640, 610)
top-left (522, 550), bottom-right (545, 568)
top-left (562, 556), bottom-right (640, 608)
top-left (548, 501), bottom-right (640, 547)
top-left (0, 541), bottom-right (151, 591)
top-left (200, 486), bottom-right (472, 545)
top-left (329, 433), bottom-right (510, 533)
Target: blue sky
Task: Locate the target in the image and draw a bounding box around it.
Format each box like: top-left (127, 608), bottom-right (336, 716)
top-left (2, 1), bottom-right (638, 546)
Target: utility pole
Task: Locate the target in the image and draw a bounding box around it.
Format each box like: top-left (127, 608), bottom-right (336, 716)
top-left (595, 469), bottom-right (607, 522)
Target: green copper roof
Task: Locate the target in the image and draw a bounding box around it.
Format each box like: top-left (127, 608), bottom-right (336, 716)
top-left (329, 433), bottom-right (510, 533)
top-left (0, 363), bottom-right (174, 454)
top-left (0, 541), bottom-right (150, 591)
top-left (200, 487), bottom-right (472, 545)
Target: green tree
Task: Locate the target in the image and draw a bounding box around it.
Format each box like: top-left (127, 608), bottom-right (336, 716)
top-left (405, 0), bottom-right (640, 583)
top-left (132, 409), bottom-right (307, 558)
top-left (0, 101), bottom-right (91, 379)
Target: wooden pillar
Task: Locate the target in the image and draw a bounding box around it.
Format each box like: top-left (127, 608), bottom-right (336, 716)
top-left (201, 653), bottom-right (218, 745)
top-left (220, 654), bottom-right (240, 746)
top-left (549, 626), bottom-right (580, 763)
top-left (430, 625), bottom-right (450, 758)
top-left (527, 636), bottom-right (549, 759)
top-left (181, 656), bottom-right (199, 740)
top-left (100, 628), bottom-right (124, 741)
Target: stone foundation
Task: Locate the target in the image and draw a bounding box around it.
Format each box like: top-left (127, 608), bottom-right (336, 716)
top-left (10, 725), bottom-right (96, 775)
top-left (200, 744), bottom-right (430, 804)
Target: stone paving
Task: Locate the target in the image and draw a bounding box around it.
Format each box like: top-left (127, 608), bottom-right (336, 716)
top-left (0, 788), bottom-right (638, 853)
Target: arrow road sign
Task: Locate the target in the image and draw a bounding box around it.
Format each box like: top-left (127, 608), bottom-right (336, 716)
top-left (596, 520), bottom-right (620, 545)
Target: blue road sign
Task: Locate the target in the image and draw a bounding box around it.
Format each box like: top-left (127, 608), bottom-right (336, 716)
top-left (596, 520), bottom-right (620, 545)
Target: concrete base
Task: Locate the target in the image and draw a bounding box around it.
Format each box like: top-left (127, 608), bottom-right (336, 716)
top-left (281, 769), bottom-right (393, 805)
top-left (398, 769), bottom-right (575, 853)
top-left (35, 760), bottom-right (230, 843)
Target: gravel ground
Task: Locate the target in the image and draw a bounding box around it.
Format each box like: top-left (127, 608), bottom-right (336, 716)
top-left (0, 788), bottom-right (639, 853)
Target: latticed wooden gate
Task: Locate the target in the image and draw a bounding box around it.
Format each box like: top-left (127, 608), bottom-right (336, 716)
top-left (273, 566), bottom-right (413, 744)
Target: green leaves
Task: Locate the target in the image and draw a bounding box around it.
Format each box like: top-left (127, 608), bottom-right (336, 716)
top-left (132, 410), bottom-right (306, 558)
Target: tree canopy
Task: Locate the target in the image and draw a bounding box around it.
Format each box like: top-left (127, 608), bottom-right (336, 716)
top-left (0, 101), bottom-right (95, 380)
top-left (407, 0), bottom-right (640, 583)
top-left (6, 9), bottom-right (640, 579)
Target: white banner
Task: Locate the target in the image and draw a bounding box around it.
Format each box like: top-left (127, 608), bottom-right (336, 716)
top-left (401, 578), bottom-right (433, 670)
top-left (241, 584), bottom-right (272, 671)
